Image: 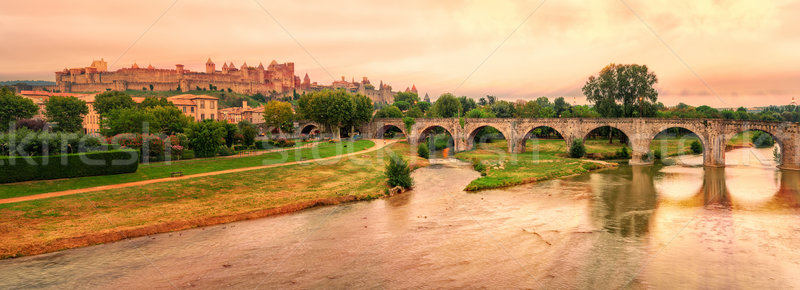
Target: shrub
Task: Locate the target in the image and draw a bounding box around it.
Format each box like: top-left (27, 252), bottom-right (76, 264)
top-left (0, 149), bottom-right (139, 183)
top-left (186, 120), bottom-right (227, 158)
top-left (385, 155), bottom-right (412, 188)
top-left (417, 142), bottom-right (430, 159)
top-left (751, 131), bottom-right (775, 148)
top-left (218, 146), bottom-right (235, 156)
top-left (0, 130), bottom-right (104, 156)
top-left (569, 138), bottom-right (586, 158)
top-left (233, 145), bottom-right (248, 151)
top-left (616, 147), bottom-right (630, 159)
top-left (690, 140), bottom-right (703, 154)
top-left (652, 150), bottom-right (662, 160)
top-left (472, 158), bottom-right (486, 176)
top-left (268, 138), bottom-right (296, 148)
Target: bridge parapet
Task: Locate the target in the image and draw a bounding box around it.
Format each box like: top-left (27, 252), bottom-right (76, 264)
top-left (368, 118), bottom-right (799, 170)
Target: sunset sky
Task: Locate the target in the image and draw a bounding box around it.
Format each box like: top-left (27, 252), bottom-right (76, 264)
top-left (1, 0), bottom-right (798, 107)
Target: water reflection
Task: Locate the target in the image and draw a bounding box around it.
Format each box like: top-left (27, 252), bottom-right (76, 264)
top-left (594, 166), bottom-right (657, 237)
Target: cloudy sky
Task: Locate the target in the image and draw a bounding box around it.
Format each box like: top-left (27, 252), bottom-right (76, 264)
top-left (1, 0), bottom-right (798, 107)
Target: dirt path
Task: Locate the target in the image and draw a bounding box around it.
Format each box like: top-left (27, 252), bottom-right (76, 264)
top-left (0, 139), bottom-right (397, 205)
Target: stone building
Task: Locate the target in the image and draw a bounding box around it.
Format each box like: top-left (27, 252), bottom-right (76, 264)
top-left (166, 94), bottom-right (219, 122)
top-left (54, 58), bottom-right (296, 95)
top-left (218, 101), bottom-right (265, 124)
top-left (19, 90), bottom-right (101, 134)
top-left (297, 76), bottom-right (402, 104)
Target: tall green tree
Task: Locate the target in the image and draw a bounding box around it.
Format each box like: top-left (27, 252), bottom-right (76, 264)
top-left (0, 87), bottom-right (38, 130)
top-left (94, 91), bottom-right (136, 116)
top-left (148, 105), bottom-right (191, 135)
top-left (458, 96), bottom-right (477, 113)
top-left (305, 90), bottom-right (355, 140)
top-left (553, 97), bottom-right (570, 117)
top-left (514, 101), bottom-right (540, 118)
top-left (238, 121), bottom-right (257, 146)
top-left (393, 91), bottom-right (419, 105)
top-left (582, 63), bottom-right (658, 117)
top-left (44, 96), bottom-right (88, 133)
top-left (186, 119), bottom-right (227, 157)
top-left (490, 101), bottom-right (515, 118)
top-left (431, 93), bottom-right (462, 118)
top-left (349, 94), bottom-right (374, 136)
top-left (263, 100), bottom-right (294, 133)
top-left (103, 108), bottom-right (156, 135)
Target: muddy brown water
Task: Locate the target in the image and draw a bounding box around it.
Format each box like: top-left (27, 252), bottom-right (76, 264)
top-left (1, 147), bottom-right (799, 289)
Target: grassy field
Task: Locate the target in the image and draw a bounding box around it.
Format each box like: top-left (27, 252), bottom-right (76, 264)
top-left (650, 135), bottom-right (702, 157)
top-left (455, 140), bottom-right (615, 191)
top-left (0, 140), bottom-right (374, 199)
top-left (0, 142), bottom-right (425, 258)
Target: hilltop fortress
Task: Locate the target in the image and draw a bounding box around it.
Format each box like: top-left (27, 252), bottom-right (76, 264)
top-left (53, 58), bottom-right (411, 104)
top-left (55, 58), bottom-right (295, 95)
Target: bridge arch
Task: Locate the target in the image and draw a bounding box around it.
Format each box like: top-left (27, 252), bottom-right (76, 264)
top-left (376, 124), bottom-right (406, 139)
top-left (517, 125), bottom-right (567, 155)
top-left (647, 126), bottom-right (707, 164)
top-left (724, 128), bottom-right (784, 166)
top-left (465, 124), bottom-right (510, 151)
top-left (300, 124), bottom-right (319, 135)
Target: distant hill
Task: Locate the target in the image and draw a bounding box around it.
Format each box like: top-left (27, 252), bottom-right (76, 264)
top-left (0, 80), bottom-right (56, 86)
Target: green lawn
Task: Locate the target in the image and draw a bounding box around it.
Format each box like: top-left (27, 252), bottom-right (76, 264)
top-left (0, 140), bottom-right (374, 199)
top-left (650, 136), bottom-right (702, 157)
top-left (455, 140), bottom-right (614, 191)
top-left (0, 142), bottom-right (424, 258)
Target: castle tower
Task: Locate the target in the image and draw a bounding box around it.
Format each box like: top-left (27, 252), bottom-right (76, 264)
top-left (206, 58), bottom-right (215, 74)
top-left (176, 64), bottom-right (184, 76)
top-left (411, 84), bottom-right (417, 93)
top-left (303, 73), bottom-right (310, 87)
top-left (222, 62), bottom-right (229, 74)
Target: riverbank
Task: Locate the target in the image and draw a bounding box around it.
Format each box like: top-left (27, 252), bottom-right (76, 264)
top-left (0, 141), bottom-right (426, 259)
top-left (454, 140), bottom-right (618, 191)
top-left (0, 140), bottom-right (370, 199)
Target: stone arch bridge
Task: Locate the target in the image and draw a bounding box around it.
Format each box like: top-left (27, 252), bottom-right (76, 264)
top-left (363, 118), bottom-right (800, 170)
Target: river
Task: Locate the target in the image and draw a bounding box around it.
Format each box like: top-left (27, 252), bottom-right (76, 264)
top-left (1, 147), bottom-right (799, 289)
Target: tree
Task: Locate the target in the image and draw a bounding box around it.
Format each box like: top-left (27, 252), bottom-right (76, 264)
top-left (536, 106), bottom-right (556, 118)
top-left (582, 63), bottom-right (658, 117)
top-left (431, 93), bottom-right (462, 118)
top-left (490, 101), bottom-right (515, 118)
top-left (223, 122), bottom-right (238, 147)
top-left (148, 105), bottom-right (191, 135)
top-left (263, 100), bottom-right (294, 133)
top-left (569, 139), bottom-right (586, 158)
top-left (374, 105), bottom-right (403, 118)
top-left (0, 87), bottom-right (38, 130)
top-left (238, 121), bottom-right (257, 146)
top-left (349, 94), bottom-right (374, 136)
top-left (554, 97), bottom-right (570, 117)
top-left (385, 154), bottom-right (412, 188)
top-left (458, 96), bottom-right (477, 113)
top-left (465, 108), bottom-right (495, 118)
top-left (393, 100), bottom-right (411, 111)
top-left (405, 106), bottom-right (424, 118)
top-left (103, 108), bottom-right (156, 136)
top-left (44, 96), bottom-right (88, 132)
top-left (139, 97), bottom-right (173, 109)
top-left (305, 90), bottom-right (354, 140)
top-left (416, 101), bottom-right (432, 113)
top-left (514, 101), bottom-right (540, 118)
top-left (94, 91), bottom-right (136, 116)
top-left (394, 91), bottom-right (419, 105)
top-left (186, 119), bottom-right (227, 157)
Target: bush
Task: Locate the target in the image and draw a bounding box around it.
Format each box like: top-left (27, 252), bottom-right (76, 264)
top-left (569, 138), bottom-right (586, 158)
top-left (652, 150), bottom-right (662, 160)
top-left (690, 140), bottom-right (703, 154)
top-left (385, 155), bottom-right (412, 188)
top-left (472, 158), bottom-right (487, 176)
top-left (218, 146), bottom-right (235, 156)
top-left (268, 138), bottom-right (296, 148)
top-left (751, 131), bottom-right (775, 148)
top-left (233, 145), bottom-right (249, 151)
top-left (616, 147), bottom-right (630, 159)
top-left (0, 149), bottom-right (139, 183)
top-left (0, 130), bottom-right (104, 156)
top-left (417, 142), bottom-right (430, 159)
